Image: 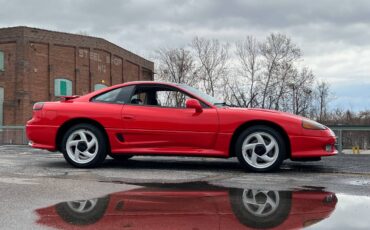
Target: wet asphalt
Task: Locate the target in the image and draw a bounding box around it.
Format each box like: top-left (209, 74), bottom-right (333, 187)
top-left (0, 145), bottom-right (370, 229)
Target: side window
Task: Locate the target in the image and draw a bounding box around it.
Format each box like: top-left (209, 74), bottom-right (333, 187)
top-left (55, 78), bottom-right (72, 96)
top-left (94, 84), bottom-right (108, 91)
top-left (0, 51), bottom-right (4, 71)
top-left (93, 85), bottom-right (134, 104)
top-left (129, 85), bottom-right (192, 108)
top-left (130, 91), bottom-right (147, 105)
top-left (156, 90), bottom-right (190, 108)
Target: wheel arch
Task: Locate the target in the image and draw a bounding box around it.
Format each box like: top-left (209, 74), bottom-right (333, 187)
top-left (55, 118), bottom-right (110, 152)
top-left (229, 120), bottom-right (291, 158)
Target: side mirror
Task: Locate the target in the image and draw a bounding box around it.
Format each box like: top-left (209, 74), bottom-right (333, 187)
top-left (186, 99), bottom-right (203, 113)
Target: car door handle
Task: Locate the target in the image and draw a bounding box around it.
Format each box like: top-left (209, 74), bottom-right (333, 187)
top-left (123, 115), bottom-right (135, 120)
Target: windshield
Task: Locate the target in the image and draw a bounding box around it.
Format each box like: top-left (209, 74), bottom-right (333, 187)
top-left (179, 84), bottom-right (225, 106)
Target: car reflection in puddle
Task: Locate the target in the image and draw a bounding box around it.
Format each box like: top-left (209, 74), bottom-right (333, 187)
top-left (35, 184), bottom-right (337, 229)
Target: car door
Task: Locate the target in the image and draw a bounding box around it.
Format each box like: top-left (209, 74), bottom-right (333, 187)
top-left (90, 85), bottom-right (135, 150)
top-left (121, 84), bottom-right (219, 151)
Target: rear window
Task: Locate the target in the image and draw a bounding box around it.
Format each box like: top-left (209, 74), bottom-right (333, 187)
top-left (92, 85), bottom-right (134, 104)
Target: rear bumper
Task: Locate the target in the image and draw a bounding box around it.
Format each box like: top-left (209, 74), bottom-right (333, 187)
top-left (26, 124), bottom-right (58, 151)
top-left (290, 135), bottom-right (337, 159)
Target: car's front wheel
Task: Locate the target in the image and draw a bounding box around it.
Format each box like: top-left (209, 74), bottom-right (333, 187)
top-left (61, 124), bottom-right (107, 168)
top-left (235, 125), bottom-right (286, 172)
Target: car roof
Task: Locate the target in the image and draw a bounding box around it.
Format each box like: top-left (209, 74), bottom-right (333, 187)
top-left (119, 81), bottom-right (179, 87)
top-left (75, 81), bottom-right (215, 108)
top-left (85, 81), bottom-right (178, 97)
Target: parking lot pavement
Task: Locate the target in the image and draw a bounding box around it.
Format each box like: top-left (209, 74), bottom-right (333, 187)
top-left (0, 145), bottom-right (370, 229)
top-left (1, 145), bottom-right (370, 191)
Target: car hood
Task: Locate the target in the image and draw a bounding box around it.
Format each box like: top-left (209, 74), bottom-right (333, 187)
top-left (215, 107), bottom-right (310, 136)
top-left (225, 107), bottom-right (305, 121)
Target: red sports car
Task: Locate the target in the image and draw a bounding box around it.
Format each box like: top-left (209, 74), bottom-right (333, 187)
top-left (26, 81), bottom-right (337, 172)
top-left (35, 185), bottom-right (337, 229)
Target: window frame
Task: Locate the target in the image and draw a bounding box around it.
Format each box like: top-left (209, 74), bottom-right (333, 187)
top-left (91, 85), bottom-right (135, 104)
top-left (54, 78), bottom-right (73, 97)
top-left (0, 87), bottom-right (4, 127)
top-left (0, 50), bottom-right (4, 72)
top-left (128, 84), bottom-right (211, 109)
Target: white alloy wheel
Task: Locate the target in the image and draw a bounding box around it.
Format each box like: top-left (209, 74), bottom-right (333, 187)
top-left (66, 129), bottom-right (99, 164)
top-left (241, 132), bottom-right (279, 169)
top-left (66, 199), bottom-right (98, 213)
top-left (242, 189), bottom-right (280, 217)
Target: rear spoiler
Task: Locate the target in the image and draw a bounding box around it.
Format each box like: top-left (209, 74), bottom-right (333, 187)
top-left (60, 95), bottom-right (80, 101)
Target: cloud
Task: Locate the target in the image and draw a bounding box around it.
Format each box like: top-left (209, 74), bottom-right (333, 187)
top-left (0, 0), bottom-right (369, 109)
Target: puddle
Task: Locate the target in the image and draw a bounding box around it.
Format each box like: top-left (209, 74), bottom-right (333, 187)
top-left (34, 183), bottom-right (370, 229)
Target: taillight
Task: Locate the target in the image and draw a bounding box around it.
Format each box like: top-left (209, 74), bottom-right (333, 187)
top-left (33, 102), bottom-right (44, 110)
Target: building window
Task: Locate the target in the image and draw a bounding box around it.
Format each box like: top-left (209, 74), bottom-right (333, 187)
top-left (94, 84), bottom-right (108, 91)
top-left (0, 51), bottom-right (4, 71)
top-left (55, 79), bottom-right (72, 96)
top-left (0, 87), bottom-right (3, 127)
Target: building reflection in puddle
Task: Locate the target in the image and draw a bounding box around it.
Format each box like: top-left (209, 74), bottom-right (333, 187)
top-left (35, 184), bottom-right (337, 229)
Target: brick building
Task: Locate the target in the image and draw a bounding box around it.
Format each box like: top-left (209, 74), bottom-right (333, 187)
top-left (0, 26), bottom-right (154, 126)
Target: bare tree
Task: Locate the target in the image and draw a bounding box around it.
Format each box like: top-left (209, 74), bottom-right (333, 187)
top-left (288, 67), bottom-right (315, 115)
top-left (315, 81), bottom-right (331, 122)
top-left (231, 34), bottom-right (319, 115)
top-left (156, 48), bottom-right (196, 86)
top-left (192, 37), bottom-right (229, 97)
top-left (155, 48), bottom-right (197, 105)
top-left (223, 77), bottom-right (251, 107)
top-left (155, 34), bottom-right (332, 123)
top-left (235, 36), bottom-right (260, 107)
top-left (259, 33), bottom-right (301, 109)
top-left (273, 62), bottom-right (296, 111)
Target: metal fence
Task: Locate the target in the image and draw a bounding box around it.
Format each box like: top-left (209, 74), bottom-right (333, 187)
top-left (0, 126), bottom-right (28, 145)
top-left (0, 125), bottom-right (369, 155)
top-left (328, 125), bottom-right (370, 154)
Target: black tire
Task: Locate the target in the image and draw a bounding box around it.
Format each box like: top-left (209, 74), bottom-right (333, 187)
top-left (55, 196), bottom-right (110, 226)
top-left (109, 154), bottom-right (133, 161)
top-left (229, 188), bottom-right (292, 229)
top-left (235, 125), bottom-right (286, 172)
top-left (61, 123), bottom-right (108, 168)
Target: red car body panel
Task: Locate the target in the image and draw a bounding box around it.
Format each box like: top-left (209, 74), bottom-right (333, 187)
top-left (26, 81), bottom-right (337, 159)
top-left (35, 187), bottom-right (337, 230)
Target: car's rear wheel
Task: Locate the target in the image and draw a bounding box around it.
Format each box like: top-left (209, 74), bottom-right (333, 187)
top-left (235, 125), bottom-right (286, 172)
top-left (55, 196), bottom-right (110, 225)
top-left (108, 154), bottom-right (133, 161)
top-left (61, 124), bottom-right (107, 168)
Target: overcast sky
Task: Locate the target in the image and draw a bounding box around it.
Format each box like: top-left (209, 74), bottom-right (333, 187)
top-left (1, 0), bottom-right (370, 111)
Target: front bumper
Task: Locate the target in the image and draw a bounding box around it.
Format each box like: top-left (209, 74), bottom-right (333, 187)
top-left (290, 132), bottom-right (337, 159)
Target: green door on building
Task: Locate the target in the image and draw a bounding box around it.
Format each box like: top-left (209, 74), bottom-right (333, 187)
top-left (60, 80), bottom-right (67, 95)
top-left (0, 51), bottom-right (4, 71)
top-left (54, 79), bottom-right (72, 96)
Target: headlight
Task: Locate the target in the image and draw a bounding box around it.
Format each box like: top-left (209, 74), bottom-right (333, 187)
top-left (302, 119), bottom-right (326, 130)
top-left (328, 128), bottom-right (336, 137)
